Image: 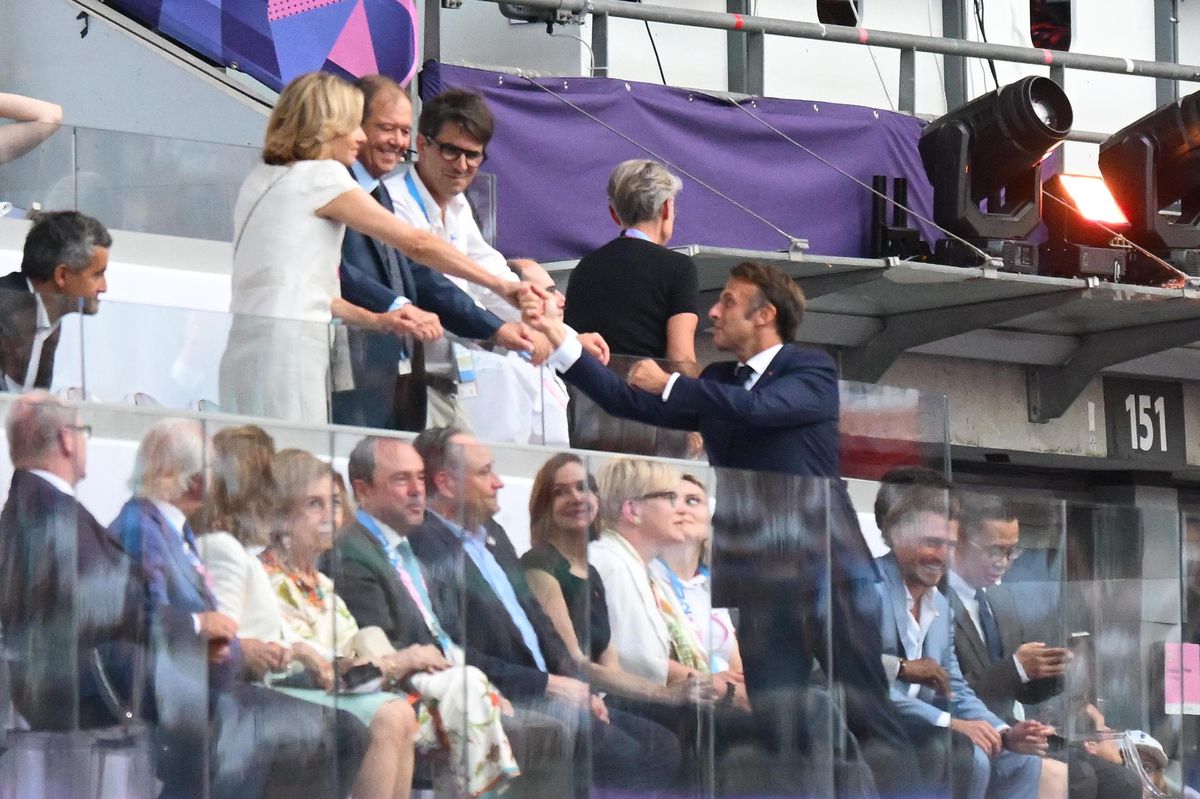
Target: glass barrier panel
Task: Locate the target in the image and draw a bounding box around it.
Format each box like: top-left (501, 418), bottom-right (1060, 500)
top-left (1180, 511), bottom-right (1200, 794)
top-left (71, 128), bottom-right (257, 242)
top-left (9, 387), bottom-right (1197, 797)
top-left (0, 394), bottom-right (83, 790)
top-left (1, 123), bottom-right (258, 241)
top-left (465, 172), bottom-right (497, 248)
top-left (1059, 499), bottom-right (1185, 799)
top-left (839, 379), bottom-right (949, 480)
top-left (554, 351), bottom-right (950, 480)
top-left (564, 351), bottom-right (708, 460)
top-left (0, 121), bottom-right (74, 218)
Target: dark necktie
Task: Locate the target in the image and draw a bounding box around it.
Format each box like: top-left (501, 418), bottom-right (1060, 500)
top-left (733, 364), bottom-right (755, 387)
top-left (366, 183), bottom-right (427, 429)
top-left (976, 588), bottom-right (1004, 662)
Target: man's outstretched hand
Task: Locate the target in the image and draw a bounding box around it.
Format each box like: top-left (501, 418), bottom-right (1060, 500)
top-left (627, 359), bottom-right (671, 394)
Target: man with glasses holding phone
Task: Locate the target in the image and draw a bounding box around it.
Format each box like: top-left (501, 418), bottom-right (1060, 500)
top-left (949, 493), bottom-right (1067, 722)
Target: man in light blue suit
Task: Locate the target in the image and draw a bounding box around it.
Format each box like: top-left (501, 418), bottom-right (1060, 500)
top-left (875, 478), bottom-right (1052, 799)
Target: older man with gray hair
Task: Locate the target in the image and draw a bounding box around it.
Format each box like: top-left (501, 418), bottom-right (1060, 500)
top-left (0, 210), bottom-right (110, 392)
top-left (565, 159), bottom-right (699, 370)
top-left (108, 418), bottom-right (370, 799)
top-left (0, 391), bottom-right (144, 734)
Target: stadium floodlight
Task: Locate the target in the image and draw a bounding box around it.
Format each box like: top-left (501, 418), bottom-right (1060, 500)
top-left (919, 76), bottom-right (1073, 269)
top-left (1098, 89), bottom-right (1200, 275)
top-left (1039, 174), bottom-right (1132, 281)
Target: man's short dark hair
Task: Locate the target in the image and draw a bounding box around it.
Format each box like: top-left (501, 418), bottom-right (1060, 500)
top-left (418, 89), bottom-right (494, 147)
top-left (412, 426), bottom-right (464, 494)
top-left (355, 74), bottom-right (406, 124)
top-left (958, 492), bottom-right (1017, 543)
top-left (21, 211), bottom-right (112, 282)
top-left (346, 436), bottom-right (381, 498)
top-left (874, 465), bottom-right (955, 544)
top-left (728, 261), bottom-right (807, 341)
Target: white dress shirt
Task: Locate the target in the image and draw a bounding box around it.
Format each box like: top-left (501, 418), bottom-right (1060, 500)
top-left (27, 468), bottom-right (73, 496)
top-left (661, 342), bottom-right (784, 400)
top-left (4, 278), bottom-right (59, 393)
top-left (903, 585), bottom-right (951, 727)
top-left (949, 569), bottom-right (1029, 684)
top-left (385, 165), bottom-right (517, 322)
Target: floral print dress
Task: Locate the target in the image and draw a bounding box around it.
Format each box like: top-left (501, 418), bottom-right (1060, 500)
top-left (260, 549), bottom-right (519, 798)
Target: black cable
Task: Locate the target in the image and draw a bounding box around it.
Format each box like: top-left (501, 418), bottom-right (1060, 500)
top-left (973, 0), bottom-right (1000, 89)
top-left (644, 20), bottom-right (667, 84)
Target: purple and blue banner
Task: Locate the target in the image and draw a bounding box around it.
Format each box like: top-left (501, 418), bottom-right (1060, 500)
top-left (108, 0), bottom-right (419, 92)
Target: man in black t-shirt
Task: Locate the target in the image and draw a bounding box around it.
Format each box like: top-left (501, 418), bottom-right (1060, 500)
top-left (565, 160), bottom-right (699, 371)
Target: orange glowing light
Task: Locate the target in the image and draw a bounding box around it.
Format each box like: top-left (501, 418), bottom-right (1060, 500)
top-left (1057, 174), bottom-right (1129, 226)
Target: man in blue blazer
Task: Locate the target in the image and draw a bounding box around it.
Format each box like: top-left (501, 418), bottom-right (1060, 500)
top-left (335, 75), bottom-right (532, 431)
top-left (109, 419), bottom-right (367, 799)
top-left (875, 478), bottom-right (1051, 799)
top-left (522, 260), bottom-right (924, 796)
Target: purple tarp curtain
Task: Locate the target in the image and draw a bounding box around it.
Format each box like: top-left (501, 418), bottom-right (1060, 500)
top-left (421, 61), bottom-right (938, 263)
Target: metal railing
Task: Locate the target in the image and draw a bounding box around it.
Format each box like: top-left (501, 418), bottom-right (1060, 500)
top-left (429, 0), bottom-right (1200, 119)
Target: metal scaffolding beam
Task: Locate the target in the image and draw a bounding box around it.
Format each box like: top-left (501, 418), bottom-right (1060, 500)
top-left (465, 0), bottom-right (1200, 84)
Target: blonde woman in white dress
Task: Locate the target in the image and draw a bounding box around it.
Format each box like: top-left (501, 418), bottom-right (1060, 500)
top-left (219, 71), bottom-right (527, 424)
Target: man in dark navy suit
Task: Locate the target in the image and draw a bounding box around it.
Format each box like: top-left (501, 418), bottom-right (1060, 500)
top-left (335, 75), bottom-right (533, 431)
top-left (523, 260), bottom-right (924, 796)
top-left (0, 391), bottom-right (143, 735)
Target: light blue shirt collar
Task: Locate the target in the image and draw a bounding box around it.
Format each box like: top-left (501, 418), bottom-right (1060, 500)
top-left (429, 510), bottom-right (548, 672)
top-left (351, 160), bottom-right (379, 193)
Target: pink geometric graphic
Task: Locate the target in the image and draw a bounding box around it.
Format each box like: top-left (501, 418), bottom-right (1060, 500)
top-left (327, 0), bottom-right (379, 77)
top-left (268, 0), bottom-right (346, 23)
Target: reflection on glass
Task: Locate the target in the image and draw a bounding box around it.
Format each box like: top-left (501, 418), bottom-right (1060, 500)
top-left (3, 383), bottom-right (1198, 798)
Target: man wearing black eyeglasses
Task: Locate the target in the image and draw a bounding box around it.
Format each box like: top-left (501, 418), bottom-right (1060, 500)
top-left (336, 75), bottom-right (536, 433)
top-left (948, 493), bottom-right (1067, 725)
top-left (385, 89), bottom-right (608, 445)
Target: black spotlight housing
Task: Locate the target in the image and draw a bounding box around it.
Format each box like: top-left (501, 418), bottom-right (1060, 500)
top-left (1097, 89), bottom-right (1200, 273)
top-left (919, 76), bottom-right (1073, 268)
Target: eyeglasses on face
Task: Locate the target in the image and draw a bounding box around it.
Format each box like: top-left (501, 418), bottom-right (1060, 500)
top-left (425, 136), bottom-right (486, 166)
top-left (639, 490), bottom-right (679, 507)
top-left (963, 537), bottom-right (1023, 563)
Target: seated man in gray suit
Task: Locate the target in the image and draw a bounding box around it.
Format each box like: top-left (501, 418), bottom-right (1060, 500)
top-left (875, 477), bottom-right (1051, 799)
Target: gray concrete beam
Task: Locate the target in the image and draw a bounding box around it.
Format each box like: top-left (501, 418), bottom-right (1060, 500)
top-left (1027, 318), bottom-right (1200, 423)
top-left (841, 288), bottom-right (1084, 383)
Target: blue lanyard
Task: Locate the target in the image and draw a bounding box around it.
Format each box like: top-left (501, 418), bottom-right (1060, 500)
top-left (657, 558), bottom-right (708, 621)
top-left (403, 171), bottom-right (432, 224)
top-left (356, 510), bottom-right (454, 653)
top-left (357, 509), bottom-right (407, 575)
top-left (404, 170), bottom-right (459, 247)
